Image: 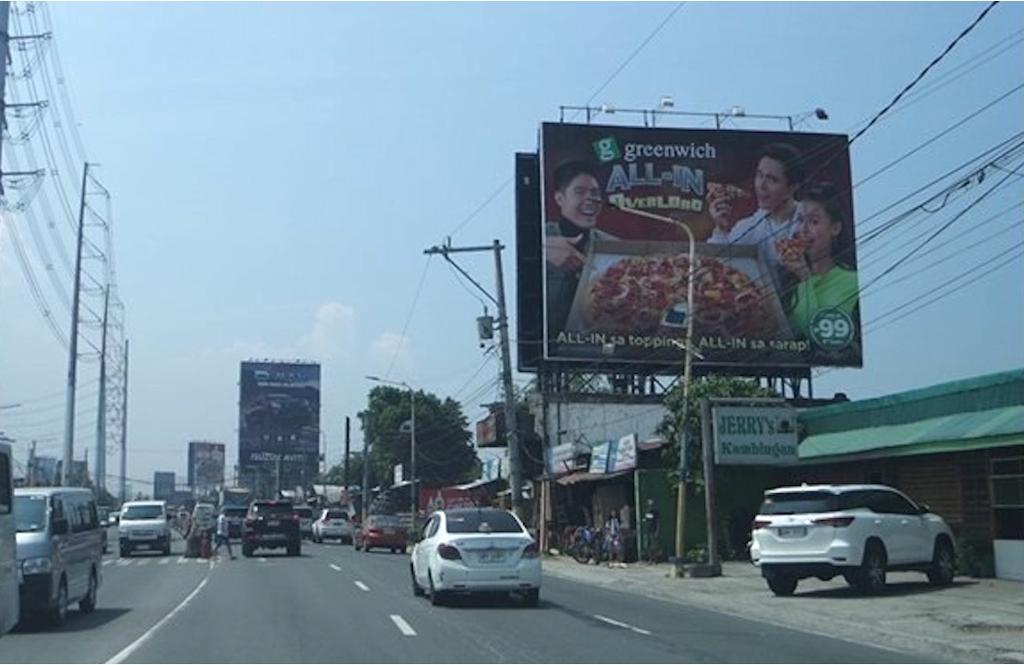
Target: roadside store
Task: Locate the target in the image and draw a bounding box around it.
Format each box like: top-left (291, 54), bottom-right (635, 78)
top-left (794, 369), bottom-right (1024, 580)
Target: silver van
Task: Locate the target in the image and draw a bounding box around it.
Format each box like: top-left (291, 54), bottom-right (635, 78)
top-left (0, 443), bottom-right (18, 636)
top-left (14, 487), bottom-right (104, 626)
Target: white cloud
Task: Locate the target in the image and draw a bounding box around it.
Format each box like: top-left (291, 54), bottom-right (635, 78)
top-left (370, 332), bottom-right (413, 377)
top-left (299, 302), bottom-right (356, 361)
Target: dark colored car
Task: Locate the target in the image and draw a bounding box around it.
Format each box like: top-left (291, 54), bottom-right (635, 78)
top-left (242, 501), bottom-right (301, 557)
top-left (354, 515), bottom-right (408, 554)
top-left (221, 506), bottom-right (248, 538)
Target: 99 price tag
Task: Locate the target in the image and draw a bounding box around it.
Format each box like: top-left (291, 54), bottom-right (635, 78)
top-left (809, 309), bottom-right (854, 351)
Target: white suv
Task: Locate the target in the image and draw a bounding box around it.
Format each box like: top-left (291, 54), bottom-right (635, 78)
top-left (750, 484), bottom-right (956, 596)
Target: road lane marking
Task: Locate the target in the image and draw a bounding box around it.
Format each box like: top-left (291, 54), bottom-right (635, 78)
top-left (159, 558), bottom-right (170, 565)
top-left (329, 564), bottom-right (342, 572)
top-left (259, 557), bottom-right (267, 563)
top-left (103, 559), bottom-right (114, 566)
top-left (116, 559), bottom-right (132, 566)
top-left (354, 581), bottom-right (370, 591)
top-left (390, 615), bottom-right (417, 636)
top-left (594, 614), bottom-right (652, 636)
top-left (136, 559), bottom-right (150, 566)
top-left (106, 577), bottom-right (209, 664)
top-left (177, 557), bottom-right (186, 564)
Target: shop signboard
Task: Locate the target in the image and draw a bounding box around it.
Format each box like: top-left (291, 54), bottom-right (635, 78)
top-left (713, 405), bottom-right (799, 466)
top-left (609, 433), bottom-right (638, 472)
top-left (589, 442), bottom-right (612, 474)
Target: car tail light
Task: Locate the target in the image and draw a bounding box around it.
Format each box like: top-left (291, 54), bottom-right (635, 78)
top-left (368, 529), bottom-right (381, 536)
top-left (752, 519), bottom-right (771, 530)
top-left (244, 519), bottom-right (255, 527)
top-left (813, 516), bottom-right (855, 528)
top-left (522, 542), bottom-right (539, 558)
top-left (437, 543), bottom-right (462, 560)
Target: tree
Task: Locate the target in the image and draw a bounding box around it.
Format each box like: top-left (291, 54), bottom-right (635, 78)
top-left (318, 451), bottom-right (369, 487)
top-left (658, 375), bottom-right (779, 485)
top-left (359, 386), bottom-right (479, 488)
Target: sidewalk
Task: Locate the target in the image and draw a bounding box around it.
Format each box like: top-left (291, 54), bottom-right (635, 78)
top-left (542, 555), bottom-right (1024, 664)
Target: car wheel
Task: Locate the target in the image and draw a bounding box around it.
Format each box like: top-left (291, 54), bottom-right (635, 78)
top-left (411, 565), bottom-right (424, 597)
top-left (391, 548), bottom-right (398, 554)
top-left (855, 543), bottom-right (888, 595)
top-left (288, 544), bottom-right (300, 557)
top-left (401, 545), bottom-right (407, 555)
top-left (364, 546), bottom-right (371, 553)
top-left (522, 588), bottom-right (540, 607)
top-left (766, 574), bottom-right (798, 597)
top-left (50, 578), bottom-right (68, 627)
top-left (79, 570), bottom-right (97, 613)
top-left (927, 539), bottom-right (956, 586)
top-left (120, 547), bottom-right (130, 558)
top-left (428, 572), bottom-right (447, 607)
top-left (242, 545), bottom-right (253, 558)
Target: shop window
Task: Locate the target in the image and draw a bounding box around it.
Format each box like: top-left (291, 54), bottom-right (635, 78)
top-left (992, 456), bottom-right (1024, 540)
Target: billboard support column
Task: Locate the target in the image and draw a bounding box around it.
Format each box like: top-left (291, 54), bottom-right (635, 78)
top-left (343, 416), bottom-right (350, 493)
top-left (700, 398), bottom-right (721, 575)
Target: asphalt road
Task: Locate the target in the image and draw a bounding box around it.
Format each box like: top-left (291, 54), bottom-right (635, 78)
top-left (0, 530), bottom-right (928, 663)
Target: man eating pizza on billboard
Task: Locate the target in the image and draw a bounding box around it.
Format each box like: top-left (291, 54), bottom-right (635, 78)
top-left (544, 160), bottom-right (617, 333)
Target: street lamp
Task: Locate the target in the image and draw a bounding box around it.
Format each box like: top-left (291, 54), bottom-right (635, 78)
top-left (366, 375), bottom-right (417, 530)
top-left (607, 203), bottom-right (697, 568)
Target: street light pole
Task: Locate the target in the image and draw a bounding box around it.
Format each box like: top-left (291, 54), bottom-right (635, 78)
top-left (366, 376), bottom-right (418, 530)
top-left (609, 204), bottom-right (696, 566)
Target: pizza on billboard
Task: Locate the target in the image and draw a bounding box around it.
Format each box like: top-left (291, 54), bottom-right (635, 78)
top-left (540, 122), bottom-right (862, 369)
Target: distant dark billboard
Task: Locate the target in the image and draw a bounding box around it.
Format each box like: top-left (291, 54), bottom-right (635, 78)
top-left (238, 361), bottom-right (321, 493)
top-left (530, 122), bottom-right (862, 371)
top-left (187, 442), bottom-right (225, 491)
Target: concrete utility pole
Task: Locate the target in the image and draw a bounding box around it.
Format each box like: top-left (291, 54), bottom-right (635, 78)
top-left (423, 239), bottom-right (523, 518)
top-left (95, 288), bottom-right (109, 494)
top-left (62, 163), bottom-right (90, 485)
top-left (120, 338), bottom-right (129, 502)
top-left (343, 416), bottom-right (351, 493)
top-left (360, 415), bottom-right (370, 522)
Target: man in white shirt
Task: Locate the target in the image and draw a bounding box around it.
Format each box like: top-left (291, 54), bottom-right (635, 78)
top-left (213, 510), bottom-right (235, 560)
top-left (708, 142), bottom-right (806, 296)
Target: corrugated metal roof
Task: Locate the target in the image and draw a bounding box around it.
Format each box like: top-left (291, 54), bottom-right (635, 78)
top-left (799, 404), bottom-right (1024, 461)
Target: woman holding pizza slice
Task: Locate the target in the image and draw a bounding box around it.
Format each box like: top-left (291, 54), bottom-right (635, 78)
top-left (782, 182), bottom-right (860, 344)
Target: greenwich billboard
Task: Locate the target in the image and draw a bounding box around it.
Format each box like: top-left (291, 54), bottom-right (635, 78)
top-left (539, 122), bottom-right (862, 370)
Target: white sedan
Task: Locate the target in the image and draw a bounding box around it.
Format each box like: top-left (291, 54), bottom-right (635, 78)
top-left (312, 509), bottom-right (353, 544)
top-left (410, 508), bottom-right (540, 607)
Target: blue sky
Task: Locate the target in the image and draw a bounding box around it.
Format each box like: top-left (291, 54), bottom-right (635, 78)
top-left (2, 2), bottom-right (1022, 487)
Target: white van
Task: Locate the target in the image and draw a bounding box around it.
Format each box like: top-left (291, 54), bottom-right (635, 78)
top-left (14, 487), bottom-right (104, 626)
top-left (0, 442), bottom-right (18, 636)
top-left (119, 500), bottom-right (171, 556)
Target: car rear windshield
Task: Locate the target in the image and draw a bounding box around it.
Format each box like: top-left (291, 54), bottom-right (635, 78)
top-left (368, 515), bottom-right (401, 527)
top-left (325, 511), bottom-right (349, 520)
top-left (15, 495), bottom-right (47, 532)
top-left (295, 507), bottom-right (313, 518)
top-left (760, 492), bottom-right (839, 515)
top-left (123, 505), bottom-right (165, 520)
top-left (222, 507), bottom-right (247, 517)
top-left (445, 509), bottom-right (523, 534)
top-left (252, 503), bottom-right (293, 515)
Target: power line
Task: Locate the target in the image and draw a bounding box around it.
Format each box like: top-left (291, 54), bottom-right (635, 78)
top-left (383, 256), bottom-right (432, 379)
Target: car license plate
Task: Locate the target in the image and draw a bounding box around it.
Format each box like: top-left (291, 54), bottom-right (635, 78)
top-left (777, 527), bottom-right (807, 538)
top-left (383, 529), bottom-right (395, 535)
top-left (268, 520), bottom-right (280, 527)
top-left (480, 549), bottom-right (505, 562)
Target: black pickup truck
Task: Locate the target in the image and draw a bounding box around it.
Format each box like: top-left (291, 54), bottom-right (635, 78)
top-left (242, 501), bottom-right (301, 557)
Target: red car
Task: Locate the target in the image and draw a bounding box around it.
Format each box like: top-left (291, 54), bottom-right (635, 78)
top-left (353, 515), bottom-right (408, 554)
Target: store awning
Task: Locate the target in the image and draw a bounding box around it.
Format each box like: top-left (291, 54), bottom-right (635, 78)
top-left (800, 404), bottom-right (1024, 463)
top-left (555, 469), bottom-right (633, 486)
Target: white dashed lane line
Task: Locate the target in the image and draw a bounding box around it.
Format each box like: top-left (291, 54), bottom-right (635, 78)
top-left (593, 614), bottom-right (652, 636)
top-left (329, 564), bottom-right (342, 572)
top-left (103, 559), bottom-right (115, 566)
top-left (354, 581), bottom-right (370, 591)
top-left (390, 615), bottom-right (417, 636)
top-left (159, 558), bottom-right (171, 565)
top-left (259, 557), bottom-right (267, 563)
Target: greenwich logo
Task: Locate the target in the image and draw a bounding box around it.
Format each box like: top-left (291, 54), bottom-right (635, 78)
top-left (593, 136), bottom-right (621, 163)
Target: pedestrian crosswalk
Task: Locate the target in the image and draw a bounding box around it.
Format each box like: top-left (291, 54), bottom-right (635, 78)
top-left (104, 555), bottom-right (277, 567)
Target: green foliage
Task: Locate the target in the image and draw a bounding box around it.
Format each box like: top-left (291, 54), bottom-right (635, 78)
top-left (318, 451), bottom-right (369, 487)
top-left (956, 536), bottom-right (996, 578)
top-left (658, 376), bottom-right (779, 485)
top-left (359, 386), bottom-right (479, 488)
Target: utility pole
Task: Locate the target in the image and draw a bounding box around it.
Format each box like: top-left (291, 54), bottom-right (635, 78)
top-left (62, 163), bottom-right (90, 485)
top-left (119, 338), bottom-right (129, 502)
top-left (0, 2), bottom-right (8, 191)
top-left (423, 239), bottom-right (523, 518)
top-left (360, 415), bottom-right (370, 522)
top-left (410, 391), bottom-right (417, 527)
top-left (27, 440), bottom-right (35, 486)
top-left (343, 416), bottom-right (351, 493)
top-left (95, 288), bottom-right (109, 495)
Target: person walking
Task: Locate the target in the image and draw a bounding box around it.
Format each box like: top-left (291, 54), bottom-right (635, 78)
top-left (213, 510), bottom-right (235, 560)
top-left (643, 499), bottom-right (661, 564)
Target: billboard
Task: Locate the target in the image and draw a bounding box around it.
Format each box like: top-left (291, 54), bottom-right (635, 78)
top-left (536, 122), bottom-right (862, 371)
top-left (188, 441), bottom-right (225, 492)
top-left (153, 471), bottom-right (176, 501)
top-left (238, 361), bottom-right (321, 494)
